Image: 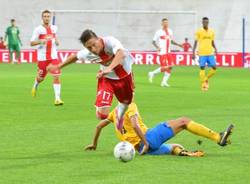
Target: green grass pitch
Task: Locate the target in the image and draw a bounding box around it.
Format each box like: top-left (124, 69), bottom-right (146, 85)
top-left (0, 63), bottom-right (249, 184)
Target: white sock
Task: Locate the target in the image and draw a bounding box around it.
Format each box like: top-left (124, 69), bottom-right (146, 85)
top-left (162, 72), bottom-right (171, 84)
top-left (151, 67), bottom-right (161, 75)
top-left (117, 103), bottom-right (128, 120)
top-left (53, 83), bottom-right (61, 101)
top-left (33, 79), bottom-right (39, 89)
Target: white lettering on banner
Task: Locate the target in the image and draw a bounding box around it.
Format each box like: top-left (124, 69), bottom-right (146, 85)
top-left (146, 54), bottom-right (154, 65)
top-left (221, 55), bottom-right (229, 66)
top-left (176, 54), bottom-right (184, 65)
top-left (59, 52), bottom-right (69, 62)
top-left (134, 54), bottom-right (143, 65)
top-left (156, 55), bottom-right (161, 65)
top-left (3, 52), bottom-right (8, 62)
top-left (21, 52), bottom-right (27, 63)
top-left (29, 52), bottom-right (33, 63)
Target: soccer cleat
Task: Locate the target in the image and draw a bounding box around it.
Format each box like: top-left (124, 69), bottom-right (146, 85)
top-left (31, 87), bottom-right (37, 97)
top-left (179, 150), bottom-right (205, 157)
top-left (54, 99), bottom-right (64, 106)
top-left (218, 124), bottom-right (234, 146)
top-left (161, 82), bottom-right (170, 87)
top-left (148, 72), bottom-right (154, 83)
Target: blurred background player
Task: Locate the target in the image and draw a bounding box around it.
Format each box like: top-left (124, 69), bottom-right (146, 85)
top-left (192, 17), bottom-right (218, 91)
top-left (148, 18), bottom-right (183, 87)
top-left (4, 19), bottom-right (22, 64)
top-left (85, 102), bottom-right (234, 156)
top-left (0, 37), bottom-right (6, 49)
top-left (30, 10), bottom-right (63, 105)
top-left (48, 29), bottom-right (134, 131)
top-left (182, 38), bottom-right (192, 52)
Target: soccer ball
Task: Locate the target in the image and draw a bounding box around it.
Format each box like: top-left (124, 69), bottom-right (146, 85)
top-left (113, 141), bottom-right (135, 162)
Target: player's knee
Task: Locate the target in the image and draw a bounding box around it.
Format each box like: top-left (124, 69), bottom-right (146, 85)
top-left (37, 77), bottom-right (44, 82)
top-left (96, 111), bottom-right (108, 120)
top-left (178, 117), bottom-right (191, 126)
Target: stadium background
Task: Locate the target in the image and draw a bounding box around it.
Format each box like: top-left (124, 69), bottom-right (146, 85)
top-left (0, 0), bottom-right (249, 52)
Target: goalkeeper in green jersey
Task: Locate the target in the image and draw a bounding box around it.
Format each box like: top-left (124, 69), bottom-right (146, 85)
top-left (4, 19), bottom-right (22, 64)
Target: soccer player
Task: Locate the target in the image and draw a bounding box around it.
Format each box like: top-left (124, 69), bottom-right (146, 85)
top-left (85, 102), bottom-right (234, 156)
top-left (4, 19), bottom-right (22, 64)
top-left (192, 17), bottom-right (218, 91)
top-left (48, 29), bottom-right (134, 131)
top-left (30, 10), bottom-right (64, 105)
top-left (148, 18), bottom-right (183, 87)
top-left (182, 38), bottom-right (192, 52)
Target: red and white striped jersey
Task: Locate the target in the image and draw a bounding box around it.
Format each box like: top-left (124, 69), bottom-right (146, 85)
top-left (153, 28), bottom-right (173, 55)
top-left (77, 36), bottom-right (134, 80)
top-left (31, 25), bottom-right (58, 61)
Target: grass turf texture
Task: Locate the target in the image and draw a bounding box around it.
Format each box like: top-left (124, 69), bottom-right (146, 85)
top-left (0, 63), bottom-right (249, 184)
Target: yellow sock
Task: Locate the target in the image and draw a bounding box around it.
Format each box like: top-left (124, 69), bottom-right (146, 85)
top-left (172, 146), bottom-right (184, 155)
top-left (199, 70), bottom-right (207, 83)
top-left (207, 68), bottom-right (216, 79)
top-left (186, 121), bottom-right (220, 143)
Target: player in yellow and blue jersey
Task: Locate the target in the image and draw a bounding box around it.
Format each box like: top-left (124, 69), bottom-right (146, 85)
top-left (192, 17), bottom-right (218, 91)
top-left (85, 103), bottom-right (234, 157)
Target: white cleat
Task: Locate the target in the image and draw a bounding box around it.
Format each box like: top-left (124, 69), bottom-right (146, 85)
top-left (161, 82), bottom-right (170, 87)
top-left (148, 72), bottom-right (154, 83)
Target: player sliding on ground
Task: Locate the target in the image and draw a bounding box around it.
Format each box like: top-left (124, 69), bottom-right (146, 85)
top-left (48, 29), bottom-right (134, 131)
top-left (85, 103), bottom-right (234, 156)
top-left (30, 10), bottom-right (64, 105)
top-left (192, 17), bottom-right (218, 91)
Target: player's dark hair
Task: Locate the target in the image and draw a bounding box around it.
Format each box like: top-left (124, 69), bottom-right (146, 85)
top-left (202, 17), bottom-right (209, 21)
top-left (79, 29), bottom-right (98, 44)
top-left (11, 19), bottom-right (15, 22)
top-left (42, 10), bottom-right (51, 16)
top-left (162, 18), bottom-right (168, 22)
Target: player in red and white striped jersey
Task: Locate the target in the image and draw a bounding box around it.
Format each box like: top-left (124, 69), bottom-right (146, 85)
top-left (48, 29), bottom-right (134, 132)
top-left (30, 10), bottom-right (63, 105)
top-left (148, 18), bottom-right (183, 87)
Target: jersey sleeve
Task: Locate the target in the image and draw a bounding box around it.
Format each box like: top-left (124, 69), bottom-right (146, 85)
top-left (126, 103), bottom-right (139, 118)
top-left (107, 110), bottom-right (115, 122)
top-left (76, 49), bottom-right (90, 61)
top-left (107, 36), bottom-right (124, 54)
top-left (30, 27), bottom-right (39, 42)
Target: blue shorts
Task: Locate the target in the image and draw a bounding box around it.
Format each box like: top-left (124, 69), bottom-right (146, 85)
top-left (199, 55), bottom-right (216, 67)
top-left (139, 122), bottom-right (175, 155)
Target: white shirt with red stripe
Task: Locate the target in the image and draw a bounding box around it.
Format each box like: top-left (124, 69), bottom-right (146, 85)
top-left (31, 25), bottom-right (58, 61)
top-left (153, 28), bottom-right (173, 55)
top-left (77, 36), bottom-right (134, 80)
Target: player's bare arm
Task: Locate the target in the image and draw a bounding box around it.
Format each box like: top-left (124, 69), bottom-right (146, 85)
top-left (171, 40), bottom-right (183, 48)
top-left (152, 40), bottom-right (160, 52)
top-left (212, 40), bottom-right (217, 54)
top-left (55, 38), bottom-right (59, 46)
top-left (85, 119), bottom-right (111, 150)
top-left (97, 49), bottom-right (125, 78)
top-left (192, 40), bottom-right (197, 59)
top-left (129, 114), bottom-right (149, 155)
top-left (30, 39), bottom-right (47, 46)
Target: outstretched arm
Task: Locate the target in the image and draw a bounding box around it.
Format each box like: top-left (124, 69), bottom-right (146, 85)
top-left (85, 119), bottom-right (111, 150)
top-left (171, 40), bottom-right (183, 48)
top-left (129, 115), bottom-right (149, 155)
top-left (47, 54), bottom-right (79, 72)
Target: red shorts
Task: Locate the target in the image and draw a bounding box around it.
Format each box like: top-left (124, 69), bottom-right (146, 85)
top-left (160, 54), bottom-right (174, 67)
top-left (95, 74), bottom-right (134, 107)
top-left (37, 59), bottom-right (61, 78)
